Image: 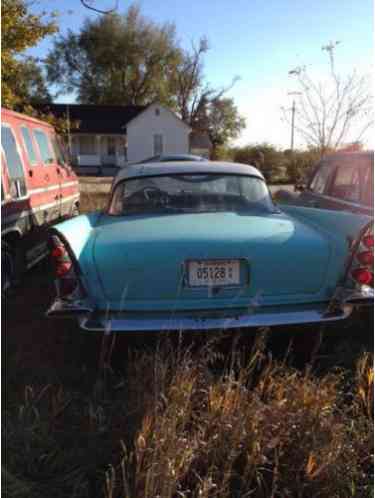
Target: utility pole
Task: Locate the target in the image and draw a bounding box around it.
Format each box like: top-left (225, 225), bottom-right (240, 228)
top-left (290, 99), bottom-right (296, 151)
top-left (66, 104), bottom-right (72, 159)
top-left (287, 91), bottom-right (301, 151)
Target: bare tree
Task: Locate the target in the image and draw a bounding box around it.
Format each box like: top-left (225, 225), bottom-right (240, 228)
top-left (172, 37), bottom-right (240, 129)
top-left (282, 41), bottom-right (373, 154)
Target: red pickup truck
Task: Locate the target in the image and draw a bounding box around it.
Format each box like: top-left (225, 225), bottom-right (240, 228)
top-left (1, 108), bottom-right (80, 294)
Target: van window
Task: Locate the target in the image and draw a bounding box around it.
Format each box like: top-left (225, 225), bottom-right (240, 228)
top-left (34, 129), bottom-right (55, 164)
top-left (1, 125), bottom-right (27, 198)
top-left (51, 136), bottom-right (66, 166)
top-left (21, 126), bottom-right (37, 165)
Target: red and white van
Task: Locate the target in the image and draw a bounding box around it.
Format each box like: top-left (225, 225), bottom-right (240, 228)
top-left (1, 108), bottom-right (80, 293)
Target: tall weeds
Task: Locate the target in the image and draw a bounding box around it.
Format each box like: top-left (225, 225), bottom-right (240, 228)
top-left (4, 334), bottom-right (373, 498)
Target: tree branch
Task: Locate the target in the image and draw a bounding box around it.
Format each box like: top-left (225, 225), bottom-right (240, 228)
top-left (80, 0), bottom-right (118, 14)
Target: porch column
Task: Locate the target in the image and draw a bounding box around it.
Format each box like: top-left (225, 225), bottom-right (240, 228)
top-left (116, 135), bottom-right (124, 167)
top-left (96, 135), bottom-right (102, 174)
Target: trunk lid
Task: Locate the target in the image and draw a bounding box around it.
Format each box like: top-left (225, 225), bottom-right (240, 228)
top-left (93, 212), bottom-right (332, 310)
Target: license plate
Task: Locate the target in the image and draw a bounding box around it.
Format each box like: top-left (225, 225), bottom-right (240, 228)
top-left (187, 259), bottom-right (241, 287)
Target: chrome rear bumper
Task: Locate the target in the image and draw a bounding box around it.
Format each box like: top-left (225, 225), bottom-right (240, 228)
top-left (77, 305), bottom-right (354, 332)
top-left (47, 285), bottom-right (373, 332)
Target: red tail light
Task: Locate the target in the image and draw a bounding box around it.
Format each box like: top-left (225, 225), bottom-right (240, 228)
top-left (362, 235), bottom-right (374, 249)
top-left (356, 250), bottom-right (373, 267)
top-left (51, 246), bottom-right (66, 259)
top-left (56, 262), bottom-right (73, 277)
top-left (351, 268), bottom-right (373, 286)
top-left (50, 236), bottom-right (78, 296)
top-left (51, 241), bottom-right (72, 277)
top-left (349, 223), bottom-right (374, 288)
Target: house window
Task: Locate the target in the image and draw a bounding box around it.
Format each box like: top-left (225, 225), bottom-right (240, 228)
top-left (153, 134), bottom-right (163, 155)
top-left (33, 129), bottom-right (55, 164)
top-left (107, 137), bottom-right (116, 156)
top-left (79, 136), bottom-right (96, 155)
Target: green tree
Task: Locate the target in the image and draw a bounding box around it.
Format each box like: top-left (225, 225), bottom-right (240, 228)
top-left (232, 143), bottom-right (285, 182)
top-left (46, 5), bottom-right (181, 106)
top-left (207, 98), bottom-right (246, 156)
top-left (1, 0), bottom-right (57, 110)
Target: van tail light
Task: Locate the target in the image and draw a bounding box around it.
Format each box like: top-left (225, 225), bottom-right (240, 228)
top-left (350, 224), bottom-right (374, 288)
top-left (50, 235), bottom-right (80, 297)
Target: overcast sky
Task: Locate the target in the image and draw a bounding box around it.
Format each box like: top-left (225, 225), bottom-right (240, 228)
top-left (29, 0), bottom-right (374, 149)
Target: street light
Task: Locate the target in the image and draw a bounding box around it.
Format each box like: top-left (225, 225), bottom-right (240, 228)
top-left (287, 91), bottom-right (302, 151)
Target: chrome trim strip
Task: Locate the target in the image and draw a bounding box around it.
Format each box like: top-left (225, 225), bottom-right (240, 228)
top-left (77, 306), bottom-right (354, 332)
top-left (46, 298), bottom-right (93, 317)
top-left (28, 181), bottom-right (79, 195)
top-left (26, 250), bottom-right (49, 269)
top-left (3, 194), bottom-right (80, 223)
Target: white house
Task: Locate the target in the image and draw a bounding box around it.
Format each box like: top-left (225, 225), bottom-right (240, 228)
top-left (42, 103), bottom-right (197, 172)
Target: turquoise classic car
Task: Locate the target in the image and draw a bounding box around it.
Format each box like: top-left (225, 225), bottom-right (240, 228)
top-left (47, 161), bottom-right (373, 332)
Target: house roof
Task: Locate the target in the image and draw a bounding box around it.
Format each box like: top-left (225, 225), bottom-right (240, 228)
top-left (36, 103), bottom-right (146, 134)
top-left (190, 131), bottom-right (212, 149)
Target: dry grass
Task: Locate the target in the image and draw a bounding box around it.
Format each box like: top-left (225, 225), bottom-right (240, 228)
top-left (78, 178), bottom-right (111, 213)
top-left (4, 333), bottom-right (373, 498)
top-left (79, 191), bottom-right (109, 213)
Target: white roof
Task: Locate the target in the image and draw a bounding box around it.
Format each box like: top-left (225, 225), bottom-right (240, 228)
top-left (113, 161), bottom-right (264, 187)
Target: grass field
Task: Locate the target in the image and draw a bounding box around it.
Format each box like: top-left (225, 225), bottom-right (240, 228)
top-left (4, 185), bottom-right (374, 498)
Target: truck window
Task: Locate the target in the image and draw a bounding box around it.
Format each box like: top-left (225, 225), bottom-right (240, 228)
top-left (1, 124), bottom-right (27, 198)
top-left (20, 126), bottom-right (37, 165)
top-left (331, 164), bottom-right (361, 203)
top-left (362, 165), bottom-right (374, 207)
top-left (33, 129), bottom-right (55, 165)
top-left (309, 163), bottom-right (332, 194)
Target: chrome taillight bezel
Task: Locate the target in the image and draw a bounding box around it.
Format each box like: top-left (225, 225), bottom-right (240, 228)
top-left (349, 222), bottom-right (374, 289)
top-left (49, 234), bottom-right (86, 299)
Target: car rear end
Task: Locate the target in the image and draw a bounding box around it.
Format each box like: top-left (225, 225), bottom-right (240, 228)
top-left (46, 163), bottom-right (373, 331)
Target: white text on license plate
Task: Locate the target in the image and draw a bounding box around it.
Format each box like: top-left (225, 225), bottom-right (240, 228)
top-left (187, 260), bottom-right (240, 287)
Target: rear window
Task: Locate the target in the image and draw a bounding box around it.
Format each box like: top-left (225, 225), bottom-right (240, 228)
top-left (20, 126), bottom-right (37, 165)
top-left (109, 174), bottom-right (275, 216)
top-left (33, 129), bottom-right (55, 164)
